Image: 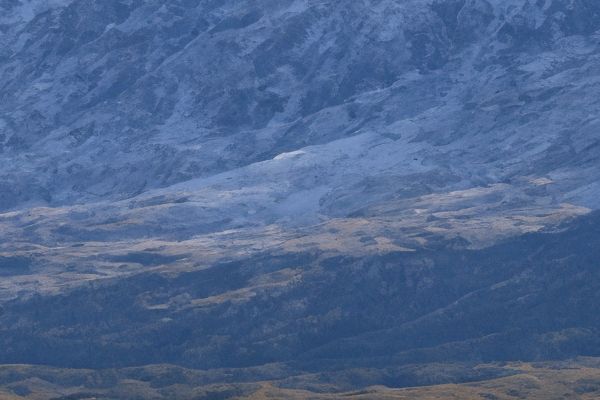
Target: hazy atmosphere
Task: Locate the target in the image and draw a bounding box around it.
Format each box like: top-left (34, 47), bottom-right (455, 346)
top-left (1, 0), bottom-right (600, 399)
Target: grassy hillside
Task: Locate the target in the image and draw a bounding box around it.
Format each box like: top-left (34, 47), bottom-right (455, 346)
top-left (0, 359), bottom-right (600, 399)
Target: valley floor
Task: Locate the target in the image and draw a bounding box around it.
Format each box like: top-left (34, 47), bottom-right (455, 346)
top-left (1, 358), bottom-right (600, 399)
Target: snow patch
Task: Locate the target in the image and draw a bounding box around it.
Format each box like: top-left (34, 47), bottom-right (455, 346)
top-left (274, 150), bottom-right (306, 161)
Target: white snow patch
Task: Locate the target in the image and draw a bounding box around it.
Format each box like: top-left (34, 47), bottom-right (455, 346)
top-left (274, 150), bottom-right (306, 161)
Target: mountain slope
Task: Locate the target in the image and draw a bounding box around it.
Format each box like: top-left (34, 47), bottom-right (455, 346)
top-left (2, 0), bottom-right (600, 398)
top-left (1, 0), bottom-right (600, 212)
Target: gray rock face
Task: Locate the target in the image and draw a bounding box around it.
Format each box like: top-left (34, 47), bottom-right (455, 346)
top-left (1, 0), bottom-right (600, 213)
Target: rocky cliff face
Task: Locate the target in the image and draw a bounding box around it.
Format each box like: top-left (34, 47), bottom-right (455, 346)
top-left (1, 0), bottom-right (600, 212)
